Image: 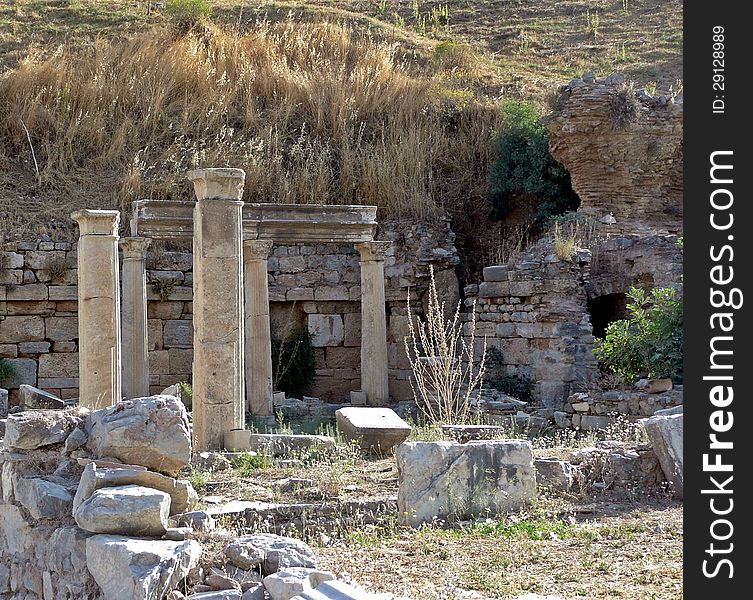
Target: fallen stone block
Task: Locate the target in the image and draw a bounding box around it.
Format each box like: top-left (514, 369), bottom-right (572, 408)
top-left (74, 484), bottom-right (170, 536)
top-left (18, 384), bottom-right (65, 409)
top-left (14, 476), bottom-right (74, 519)
top-left (291, 580), bottom-right (389, 599)
top-left (4, 409), bottom-right (78, 450)
top-left (188, 591), bottom-right (243, 600)
top-left (176, 510), bottom-right (217, 533)
top-left (248, 434), bottom-right (336, 458)
top-left (263, 568), bottom-right (335, 600)
top-left (242, 585), bottom-right (267, 600)
top-left (335, 407), bottom-right (411, 454)
top-left (643, 407), bottom-right (683, 498)
top-left (74, 462), bottom-right (198, 516)
top-left (226, 533), bottom-right (317, 574)
top-left (396, 440), bottom-right (536, 527)
top-left (534, 458), bottom-right (574, 492)
top-left (86, 395), bottom-right (191, 476)
top-left (86, 534), bottom-right (202, 600)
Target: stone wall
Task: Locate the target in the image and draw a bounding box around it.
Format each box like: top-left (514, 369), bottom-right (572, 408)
top-left (1, 220), bottom-right (460, 405)
top-left (463, 240), bottom-right (598, 409)
top-left (547, 73), bottom-right (683, 235)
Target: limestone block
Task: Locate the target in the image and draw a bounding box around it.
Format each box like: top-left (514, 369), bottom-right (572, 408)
top-left (74, 485), bottom-right (170, 536)
top-left (225, 533), bottom-right (317, 575)
top-left (478, 281), bottom-right (510, 298)
top-left (263, 568), bottom-right (335, 600)
top-left (25, 250), bottom-right (66, 270)
top-left (314, 286), bottom-right (349, 301)
top-left (534, 458), bottom-right (574, 491)
top-left (86, 534), bottom-right (201, 600)
top-left (287, 288), bottom-right (314, 301)
top-left (86, 395), bottom-right (192, 476)
top-left (14, 477), bottom-right (73, 519)
top-left (483, 265), bottom-right (509, 282)
top-left (38, 352), bottom-right (79, 377)
top-left (18, 340), bottom-right (51, 354)
top-left (150, 350), bottom-right (171, 375)
top-left (247, 433), bottom-right (336, 458)
top-left (164, 319), bottom-right (194, 348)
top-left (0, 344), bottom-right (17, 358)
top-left (0, 269), bottom-right (21, 284)
top-left (74, 462), bottom-right (198, 516)
top-left (324, 347), bottom-right (359, 369)
top-left (643, 408), bottom-right (683, 498)
top-left (290, 580), bottom-right (389, 600)
top-left (18, 384), bottom-right (65, 409)
top-left (49, 285), bottom-right (79, 300)
top-left (148, 301), bottom-right (185, 320)
top-left (5, 282), bottom-right (48, 300)
top-left (169, 348), bottom-right (193, 374)
top-left (307, 315), bottom-right (344, 347)
top-left (0, 251), bottom-right (23, 269)
top-left (335, 407), bottom-right (411, 454)
top-left (148, 319), bottom-right (163, 351)
top-left (0, 504), bottom-right (32, 555)
top-left (0, 315), bottom-right (45, 342)
top-left (0, 357), bottom-right (36, 388)
top-left (396, 440), bottom-right (536, 526)
top-left (188, 591), bottom-right (243, 599)
top-left (578, 415), bottom-right (612, 430)
top-left (4, 410), bottom-right (77, 449)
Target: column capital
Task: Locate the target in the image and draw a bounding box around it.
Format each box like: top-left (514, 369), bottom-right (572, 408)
top-left (119, 236), bottom-right (151, 259)
top-left (355, 241), bottom-right (391, 262)
top-left (243, 239), bottom-right (274, 261)
top-left (188, 168), bottom-right (246, 201)
top-left (72, 209), bottom-right (120, 236)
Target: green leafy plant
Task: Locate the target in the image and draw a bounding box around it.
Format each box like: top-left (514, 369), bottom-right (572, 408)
top-left (488, 101), bottom-right (580, 226)
top-left (272, 325), bottom-right (316, 399)
top-left (232, 450), bottom-right (273, 476)
top-left (164, 0), bottom-right (212, 35)
top-left (0, 358), bottom-right (15, 387)
top-left (594, 286), bottom-right (683, 383)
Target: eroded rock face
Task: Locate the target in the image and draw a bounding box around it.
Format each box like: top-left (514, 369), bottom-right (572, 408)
top-left (4, 410), bottom-right (79, 450)
top-left (547, 74), bottom-right (683, 235)
top-left (86, 395), bottom-right (191, 476)
top-left (396, 440), bottom-right (536, 527)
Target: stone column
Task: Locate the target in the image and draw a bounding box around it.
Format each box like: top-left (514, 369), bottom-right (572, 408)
top-left (72, 209), bottom-right (122, 410)
top-left (189, 168), bottom-right (246, 451)
top-left (120, 237), bottom-right (151, 400)
top-left (355, 241), bottom-right (391, 405)
top-left (243, 239), bottom-right (274, 416)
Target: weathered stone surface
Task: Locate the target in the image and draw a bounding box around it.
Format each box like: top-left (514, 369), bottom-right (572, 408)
top-left (0, 504), bottom-right (32, 555)
top-left (0, 387), bottom-right (7, 417)
top-left (248, 434), bottom-right (336, 458)
top-left (0, 315), bottom-right (45, 342)
top-left (482, 265), bottom-right (509, 282)
top-left (441, 424), bottom-right (507, 444)
top-left (74, 484), bottom-right (170, 536)
top-left (263, 568), bottom-right (335, 600)
top-left (225, 534), bottom-right (317, 575)
top-left (188, 592), bottom-right (243, 600)
top-left (534, 458), bottom-right (574, 491)
top-left (396, 440), bottom-right (536, 526)
top-left (74, 462), bottom-right (198, 516)
top-left (86, 395), bottom-right (191, 475)
top-left (164, 319), bottom-right (194, 348)
top-left (86, 534), bottom-right (201, 600)
top-left (643, 408), bottom-right (683, 497)
top-left (335, 407), bottom-right (411, 454)
top-left (307, 315), bottom-right (344, 347)
top-left (290, 580), bottom-right (388, 600)
top-left (176, 510), bottom-right (217, 533)
top-left (45, 316), bottom-right (79, 341)
top-left (14, 476), bottom-right (73, 519)
top-left (1, 357), bottom-right (37, 388)
top-left (18, 383), bottom-right (65, 409)
top-left (4, 409), bottom-right (77, 449)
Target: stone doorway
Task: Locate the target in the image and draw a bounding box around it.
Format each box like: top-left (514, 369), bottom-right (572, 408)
top-left (587, 292), bottom-right (628, 338)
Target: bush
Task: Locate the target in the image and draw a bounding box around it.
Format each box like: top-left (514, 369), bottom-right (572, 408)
top-left (0, 359), bottom-right (15, 387)
top-left (164, 0), bottom-right (212, 35)
top-left (593, 286), bottom-right (683, 383)
top-left (488, 101), bottom-right (580, 225)
top-left (272, 325), bottom-right (316, 399)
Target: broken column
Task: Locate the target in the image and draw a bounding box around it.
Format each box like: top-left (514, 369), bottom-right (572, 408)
top-left (243, 239), bottom-right (274, 416)
top-left (189, 168), bottom-right (246, 451)
top-left (355, 241), bottom-right (391, 405)
top-left (72, 209), bottom-right (122, 409)
top-left (120, 237), bottom-right (151, 399)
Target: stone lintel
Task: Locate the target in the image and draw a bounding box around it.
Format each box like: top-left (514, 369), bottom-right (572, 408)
top-left (355, 241), bottom-right (392, 262)
top-left (187, 168), bottom-right (246, 201)
top-left (72, 210), bottom-right (120, 236)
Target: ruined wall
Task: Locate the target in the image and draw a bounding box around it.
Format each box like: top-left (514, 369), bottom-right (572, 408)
top-left (0, 220), bottom-right (460, 405)
top-left (464, 240), bottom-right (598, 409)
top-left (547, 73), bottom-right (683, 235)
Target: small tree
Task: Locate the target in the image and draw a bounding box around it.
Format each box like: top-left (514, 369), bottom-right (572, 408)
top-left (404, 265), bottom-right (487, 424)
top-left (594, 286), bottom-right (683, 383)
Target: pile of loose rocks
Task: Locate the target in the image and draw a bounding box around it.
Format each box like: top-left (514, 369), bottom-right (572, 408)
top-left (0, 395), bottom-right (381, 600)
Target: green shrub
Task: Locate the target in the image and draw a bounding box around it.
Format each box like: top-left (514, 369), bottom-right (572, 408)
top-left (272, 325), bottom-right (316, 399)
top-left (164, 0), bottom-right (212, 35)
top-left (488, 101), bottom-right (580, 225)
top-left (593, 286), bottom-right (683, 383)
top-left (232, 450), bottom-right (273, 476)
top-left (0, 358), bottom-right (15, 387)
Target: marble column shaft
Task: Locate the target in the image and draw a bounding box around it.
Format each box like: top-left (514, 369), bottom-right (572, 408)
top-left (120, 237), bottom-right (151, 400)
top-left (355, 241), bottom-right (391, 406)
top-left (72, 209), bottom-right (122, 410)
top-left (243, 240), bottom-right (274, 416)
top-left (189, 168), bottom-right (246, 452)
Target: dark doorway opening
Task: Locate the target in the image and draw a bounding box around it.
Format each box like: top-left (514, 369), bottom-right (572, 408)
top-left (588, 293), bottom-right (628, 338)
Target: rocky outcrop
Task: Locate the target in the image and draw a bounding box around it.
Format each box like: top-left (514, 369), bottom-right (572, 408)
top-left (547, 73), bottom-right (683, 235)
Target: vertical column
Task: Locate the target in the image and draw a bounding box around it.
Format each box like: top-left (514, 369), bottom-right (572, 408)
top-left (72, 209), bottom-right (122, 410)
top-left (120, 237), bottom-right (151, 400)
top-left (189, 168), bottom-right (246, 451)
top-left (243, 239), bottom-right (274, 416)
top-left (355, 241), bottom-right (392, 405)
